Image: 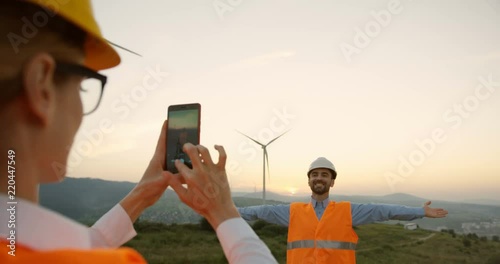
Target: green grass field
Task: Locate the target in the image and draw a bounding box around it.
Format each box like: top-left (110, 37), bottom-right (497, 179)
top-left (124, 220), bottom-right (500, 264)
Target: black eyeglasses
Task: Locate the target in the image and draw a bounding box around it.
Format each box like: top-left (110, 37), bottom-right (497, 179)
top-left (55, 62), bottom-right (107, 115)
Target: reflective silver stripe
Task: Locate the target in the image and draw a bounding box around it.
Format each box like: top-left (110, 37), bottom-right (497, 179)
top-left (287, 240), bottom-right (315, 249)
top-left (287, 240), bottom-right (356, 250)
top-left (316, 240), bottom-right (356, 250)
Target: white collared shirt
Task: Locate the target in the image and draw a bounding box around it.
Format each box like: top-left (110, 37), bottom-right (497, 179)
top-left (0, 193), bottom-right (135, 250)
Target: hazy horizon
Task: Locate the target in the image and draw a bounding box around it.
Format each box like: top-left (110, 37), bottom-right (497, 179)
top-left (60, 176), bottom-right (500, 205)
top-left (66, 0), bottom-right (499, 202)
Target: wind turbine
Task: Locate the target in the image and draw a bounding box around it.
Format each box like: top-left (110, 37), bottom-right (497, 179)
top-left (237, 130), bottom-right (290, 204)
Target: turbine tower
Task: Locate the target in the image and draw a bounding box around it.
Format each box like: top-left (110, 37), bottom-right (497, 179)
top-left (237, 130), bottom-right (289, 204)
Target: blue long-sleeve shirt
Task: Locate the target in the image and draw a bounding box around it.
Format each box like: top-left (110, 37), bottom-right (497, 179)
top-left (238, 197), bottom-right (425, 226)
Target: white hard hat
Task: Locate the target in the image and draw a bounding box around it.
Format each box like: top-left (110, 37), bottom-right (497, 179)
top-left (307, 157), bottom-right (337, 179)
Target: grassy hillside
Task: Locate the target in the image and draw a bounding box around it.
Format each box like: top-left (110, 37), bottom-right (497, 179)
top-left (124, 221), bottom-right (500, 264)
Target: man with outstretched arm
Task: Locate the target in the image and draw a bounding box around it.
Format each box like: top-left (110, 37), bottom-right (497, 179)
top-left (238, 157), bottom-right (448, 264)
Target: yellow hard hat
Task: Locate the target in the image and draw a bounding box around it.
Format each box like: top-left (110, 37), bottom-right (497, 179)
top-left (25, 0), bottom-right (120, 71)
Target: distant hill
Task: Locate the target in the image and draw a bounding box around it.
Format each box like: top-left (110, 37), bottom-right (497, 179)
top-left (40, 177), bottom-right (136, 221)
top-left (462, 199), bottom-right (500, 207)
top-left (40, 178), bottom-right (177, 221)
top-left (40, 177), bottom-right (500, 237)
top-left (381, 193), bottom-right (427, 202)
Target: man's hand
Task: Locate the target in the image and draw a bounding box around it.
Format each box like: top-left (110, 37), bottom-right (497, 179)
top-left (423, 201), bottom-right (448, 218)
top-left (119, 120), bottom-right (170, 222)
top-left (168, 143), bottom-right (240, 230)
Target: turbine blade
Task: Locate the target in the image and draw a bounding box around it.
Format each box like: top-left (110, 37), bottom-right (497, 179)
top-left (105, 39), bottom-right (143, 57)
top-left (266, 129), bottom-right (291, 146)
top-left (236, 130), bottom-right (265, 146)
top-left (264, 148), bottom-right (270, 182)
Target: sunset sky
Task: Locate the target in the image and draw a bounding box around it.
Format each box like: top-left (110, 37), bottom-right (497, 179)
top-left (67, 0), bottom-right (500, 202)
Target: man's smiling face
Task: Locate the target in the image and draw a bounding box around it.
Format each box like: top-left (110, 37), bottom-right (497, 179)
top-left (308, 168), bottom-right (335, 195)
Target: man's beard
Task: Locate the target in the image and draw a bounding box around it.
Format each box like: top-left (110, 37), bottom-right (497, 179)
top-left (310, 180), bottom-right (329, 195)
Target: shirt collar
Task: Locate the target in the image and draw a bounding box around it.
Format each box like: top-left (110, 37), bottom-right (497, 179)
top-left (0, 193), bottom-right (92, 250)
top-left (310, 196), bottom-right (330, 208)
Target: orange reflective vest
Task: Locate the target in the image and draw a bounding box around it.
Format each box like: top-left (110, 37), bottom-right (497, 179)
top-left (0, 240), bottom-right (146, 264)
top-left (287, 201), bottom-right (358, 264)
